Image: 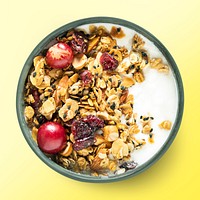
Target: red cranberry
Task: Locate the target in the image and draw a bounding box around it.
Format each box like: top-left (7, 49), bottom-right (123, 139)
top-left (69, 31), bottom-right (88, 54)
top-left (46, 43), bottom-right (73, 69)
top-left (37, 122), bottom-right (66, 154)
top-left (100, 52), bottom-right (118, 71)
top-left (80, 70), bottom-right (92, 86)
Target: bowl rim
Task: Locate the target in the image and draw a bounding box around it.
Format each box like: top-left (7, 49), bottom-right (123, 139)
top-left (16, 16), bottom-right (184, 183)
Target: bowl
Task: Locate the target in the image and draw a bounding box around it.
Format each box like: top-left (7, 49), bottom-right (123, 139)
top-left (16, 17), bottom-right (184, 182)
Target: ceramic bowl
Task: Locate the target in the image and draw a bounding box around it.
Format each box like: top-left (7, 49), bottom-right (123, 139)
top-left (16, 17), bottom-right (184, 182)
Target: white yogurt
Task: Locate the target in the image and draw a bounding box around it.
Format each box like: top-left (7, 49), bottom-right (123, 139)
top-left (79, 23), bottom-right (178, 166)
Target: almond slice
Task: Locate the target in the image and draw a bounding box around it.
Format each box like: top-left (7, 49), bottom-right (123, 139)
top-left (72, 54), bottom-right (87, 70)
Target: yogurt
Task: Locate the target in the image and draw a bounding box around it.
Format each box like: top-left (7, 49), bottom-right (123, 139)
top-left (79, 23), bottom-right (178, 166)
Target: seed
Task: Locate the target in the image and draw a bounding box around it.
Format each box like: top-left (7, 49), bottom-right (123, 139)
top-left (143, 117), bottom-right (149, 121)
top-left (93, 66), bottom-right (97, 69)
top-left (126, 122), bottom-right (130, 126)
top-left (120, 86), bottom-right (125, 90)
top-left (117, 27), bottom-right (121, 32)
top-left (140, 116), bottom-right (143, 119)
top-left (150, 117), bottom-right (154, 120)
top-left (63, 113), bottom-right (67, 118)
top-left (129, 65), bottom-right (135, 69)
top-left (68, 105), bottom-right (71, 109)
top-left (110, 102), bottom-right (116, 110)
top-left (33, 72), bottom-right (37, 77)
top-left (150, 128), bottom-right (153, 132)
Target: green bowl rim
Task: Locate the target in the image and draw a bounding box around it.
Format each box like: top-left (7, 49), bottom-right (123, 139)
top-left (16, 16), bottom-right (184, 183)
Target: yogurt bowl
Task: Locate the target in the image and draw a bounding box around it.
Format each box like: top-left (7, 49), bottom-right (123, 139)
top-left (16, 17), bottom-right (184, 182)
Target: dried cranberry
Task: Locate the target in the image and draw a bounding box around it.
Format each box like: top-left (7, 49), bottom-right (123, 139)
top-left (71, 115), bottom-right (104, 150)
top-left (73, 136), bottom-right (94, 151)
top-left (100, 52), bottom-right (118, 71)
top-left (80, 70), bottom-right (92, 86)
top-left (31, 89), bottom-right (40, 110)
top-left (71, 120), bottom-right (92, 140)
top-left (82, 115), bottom-right (104, 131)
top-left (69, 31), bottom-right (88, 54)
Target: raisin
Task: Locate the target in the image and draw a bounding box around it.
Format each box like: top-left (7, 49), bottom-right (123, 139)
top-left (119, 161), bottom-right (137, 171)
top-left (100, 52), bottom-right (118, 71)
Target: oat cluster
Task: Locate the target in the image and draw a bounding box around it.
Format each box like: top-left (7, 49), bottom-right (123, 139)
top-left (24, 25), bottom-right (171, 176)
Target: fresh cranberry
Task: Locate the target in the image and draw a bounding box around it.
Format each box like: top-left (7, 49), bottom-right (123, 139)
top-left (100, 52), bottom-right (118, 71)
top-left (73, 136), bottom-right (94, 151)
top-left (46, 42), bottom-right (73, 68)
top-left (80, 70), bottom-right (92, 86)
top-left (69, 31), bottom-right (88, 54)
top-left (37, 122), bottom-right (66, 154)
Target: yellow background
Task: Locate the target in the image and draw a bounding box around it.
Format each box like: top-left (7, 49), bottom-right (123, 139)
top-left (1, 0), bottom-right (200, 199)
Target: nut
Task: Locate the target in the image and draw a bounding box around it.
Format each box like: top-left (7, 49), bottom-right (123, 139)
top-left (72, 54), bottom-right (87, 70)
top-left (103, 125), bottom-right (119, 142)
top-left (111, 138), bottom-right (129, 159)
top-left (31, 126), bottom-right (38, 143)
top-left (60, 142), bottom-right (73, 157)
top-left (159, 120), bottom-right (172, 130)
top-left (133, 71), bottom-right (145, 83)
top-left (68, 73), bottom-right (79, 86)
top-left (39, 97), bottom-right (56, 120)
top-left (150, 58), bottom-right (169, 73)
top-left (121, 76), bottom-right (135, 88)
top-left (24, 106), bottom-right (35, 120)
top-left (132, 34), bottom-right (145, 50)
top-left (87, 36), bottom-right (100, 53)
top-left (58, 98), bottom-right (79, 122)
top-left (94, 134), bottom-right (105, 145)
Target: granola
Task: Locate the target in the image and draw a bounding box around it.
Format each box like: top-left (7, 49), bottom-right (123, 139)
top-left (24, 25), bottom-right (172, 176)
